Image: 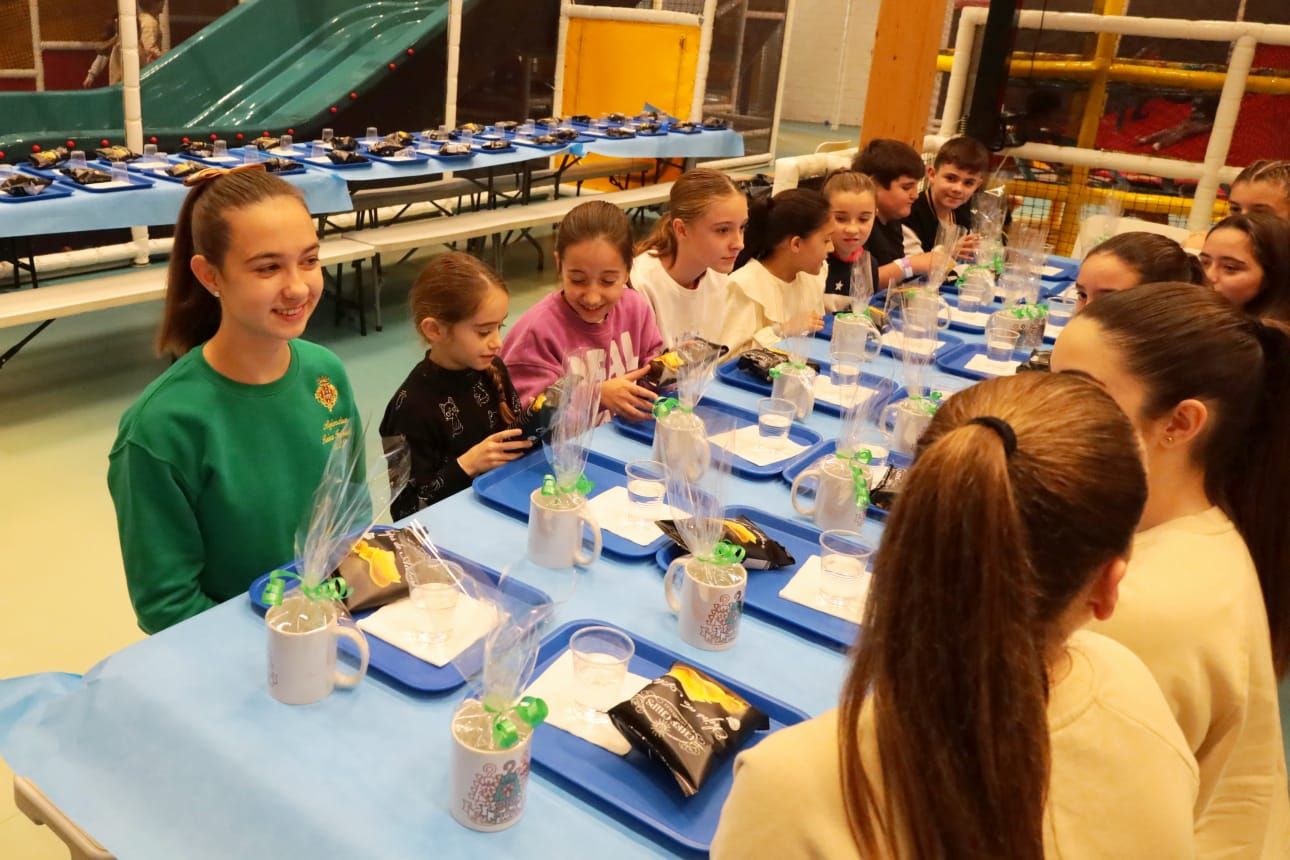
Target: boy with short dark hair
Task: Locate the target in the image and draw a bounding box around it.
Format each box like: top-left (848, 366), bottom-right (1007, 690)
top-left (853, 139), bottom-right (935, 287)
top-left (904, 136), bottom-right (990, 253)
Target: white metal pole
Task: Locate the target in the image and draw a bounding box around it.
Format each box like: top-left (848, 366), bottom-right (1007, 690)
top-left (939, 6), bottom-right (985, 136)
top-left (767, 0), bottom-right (796, 158)
top-left (117, 0), bottom-right (150, 265)
top-left (445, 0), bottom-right (462, 129)
top-left (552, 1), bottom-right (571, 118)
top-left (160, 0), bottom-right (171, 53)
top-left (1189, 34), bottom-right (1255, 231)
top-left (829, 0), bottom-right (853, 131)
top-left (690, 0), bottom-right (719, 122)
top-left (28, 0), bottom-right (44, 91)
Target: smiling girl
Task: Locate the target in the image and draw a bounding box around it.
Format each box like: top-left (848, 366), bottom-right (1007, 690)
top-left (820, 170), bottom-right (880, 312)
top-left (380, 252), bottom-right (531, 518)
top-left (502, 200), bottom-right (665, 421)
top-left (631, 169), bottom-right (746, 347)
top-left (1200, 213), bottom-right (1290, 323)
top-left (108, 166), bottom-right (359, 633)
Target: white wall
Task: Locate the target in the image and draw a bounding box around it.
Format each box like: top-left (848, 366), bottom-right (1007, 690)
top-left (780, 0), bottom-right (881, 126)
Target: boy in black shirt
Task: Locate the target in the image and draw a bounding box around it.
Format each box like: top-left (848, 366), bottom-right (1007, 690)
top-left (905, 136), bottom-right (989, 253)
top-left (853, 140), bottom-right (939, 288)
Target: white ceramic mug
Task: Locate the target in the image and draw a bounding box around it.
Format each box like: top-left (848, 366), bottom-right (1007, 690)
top-left (663, 556), bottom-right (747, 650)
top-left (450, 709), bottom-right (533, 832)
top-left (265, 597), bottom-right (370, 706)
top-left (527, 488), bottom-right (602, 568)
top-left (880, 399), bottom-right (934, 454)
top-left (790, 456), bottom-right (867, 530)
top-left (653, 409), bottom-right (711, 481)
top-left (831, 314), bottom-right (882, 360)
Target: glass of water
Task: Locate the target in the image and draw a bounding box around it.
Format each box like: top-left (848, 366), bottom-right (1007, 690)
top-left (1046, 294), bottom-right (1076, 329)
top-left (279, 134), bottom-right (293, 151)
top-left (757, 397), bottom-right (795, 445)
top-left (212, 139), bottom-right (229, 159)
top-left (406, 558), bottom-right (463, 645)
top-left (625, 459), bottom-right (666, 524)
top-left (110, 162), bottom-right (129, 184)
top-left (986, 328), bottom-right (1020, 362)
top-left (828, 352), bottom-right (862, 391)
top-left (818, 530), bottom-right (872, 608)
top-left (365, 126), bottom-right (378, 140)
top-left (321, 127), bottom-right (335, 144)
top-left (68, 150), bottom-right (88, 170)
top-left (570, 625), bottom-right (634, 724)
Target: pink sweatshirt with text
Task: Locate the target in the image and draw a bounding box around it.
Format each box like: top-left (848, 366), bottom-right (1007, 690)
top-left (501, 288), bottom-right (665, 406)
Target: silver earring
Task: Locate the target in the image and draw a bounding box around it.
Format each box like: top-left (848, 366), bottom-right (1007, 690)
top-left (1165, 435), bottom-right (1175, 444)
top-left (213, 291), bottom-right (221, 298)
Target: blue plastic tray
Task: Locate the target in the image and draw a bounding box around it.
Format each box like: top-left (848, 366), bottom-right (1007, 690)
top-left (942, 293), bottom-right (991, 335)
top-left (1042, 255), bottom-right (1080, 281)
top-left (471, 141), bottom-right (516, 155)
top-left (651, 505), bottom-right (866, 650)
top-left (0, 180), bottom-right (72, 203)
top-left (611, 397), bottom-right (823, 479)
top-left (779, 440), bottom-right (906, 523)
top-left (50, 168), bottom-right (154, 193)
top-left (295, 152), bottom-right (372, 170)
top-left (511, 136), bottom-right (572, 151)
top-left (472, 448), bottom-right (671, 561)
top-left (1043, 280), bottom-right (1077, 301)
top-left (360, 146), bottom-right (432, 166)
top-left (246, 535), bottom-right (549, 693)
top-left (714, 356), bottom-right (901, 419)
top-left (934, 343), bottom-right (1019, 381)
top-left (530, 619), bottom-right (809, 853)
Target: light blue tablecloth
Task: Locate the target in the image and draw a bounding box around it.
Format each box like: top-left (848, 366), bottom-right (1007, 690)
top-left (0, 334), bottom-right (977, 858)
top-left (0, 169), bottom-right (353, 238)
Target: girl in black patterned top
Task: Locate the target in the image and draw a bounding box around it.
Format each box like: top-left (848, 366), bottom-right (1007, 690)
top-left (381, 252), bottom-right (532, 518)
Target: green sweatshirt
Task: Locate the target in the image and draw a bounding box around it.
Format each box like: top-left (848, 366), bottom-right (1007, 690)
top-left (108, 339), bottom-right (359, 633)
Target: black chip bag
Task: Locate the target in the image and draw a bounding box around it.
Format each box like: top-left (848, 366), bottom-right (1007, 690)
top-left (251, 137), bottom-right (280, 151)
top-left (439, 143), bottom-right (472, 157)
top-left (96, 145), bottom-right (139, 162)
top-left (422, 129), bottom-right (452, 142)
top-left (655, 516), bottom-right (794, 570)
top-left (702, 117), bottom-right (729, 130)
top-left (167, 161), bottom-right (201, 179)
top-left (326, 527), bottom-right (441, 612)
top-left (480, 139), bottom-right (511, 151)
top-left (493, 120), bottom-right (519, 132)
top-left (551, 128), bottom-right (580, 142)
top-left (263, 158), bottom-right (301, 174)
top-left (327, 149), bottom-right (368, 165)
top-left (384, 130), bottom-right (415, 147)
top-left (609, 662), bottom-right (769, 797)
top-left (331, 135), bottom-right (359, 151)
top-left (637, 121), bottom-right (662, 134)
top-left (642, 336), bottom-right (729, 392)
top-left (1017, 348), bottom-right (1051, 373)
top-left (533, 134), bottom-right (559, 146)
top-left (736, 347), bottom-right (821, 383)
top-left (28, 147), bottom-right (69, 169)
top-left (604, 127), bottom-right (634, 139)
top-left (1, 174), bottom-right (52, 197)
top-left (60, 167), bottom-right (112, 185)
top-left (180, 140), bottom-right (213, 157)
top-left (368, 140), bottom-right (406, 156)
top-left (870, 465), bottom-right (909, 511)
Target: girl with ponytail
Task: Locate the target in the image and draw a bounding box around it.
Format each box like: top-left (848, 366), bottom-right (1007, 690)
top-left (109, 165), bottom-right (359, 634)
top-left (380, 251), bottom-right (531, 518)
top-left (631, 168), bottom-right (746, 347)
top-left (714, 373), bottom-right (1198, 858)
top-left (721, 188), bottom-right (831, 354)
top-left (1074, 231), bottom-right (1205, 312)
top-left (1053, 282), bottom-right (1290, 857)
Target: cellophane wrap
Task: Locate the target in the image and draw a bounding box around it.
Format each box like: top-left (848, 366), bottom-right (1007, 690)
top-left (662, 414), bottom-right (735, 563)
top-left (541, 348), bottom-right (604, 503)
top-left (274, 430), bottom-right (410, 632)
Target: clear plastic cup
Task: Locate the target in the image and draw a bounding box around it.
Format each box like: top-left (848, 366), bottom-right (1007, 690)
top-left (1046, 294), bottom-right (1077, 328)
top-left (212, 139), bottom-right (228, 158)
top-left (757, 397), bottom-right (795, 442)
top-left (406, 558), bottom-right (463, 644)
top-left (68, 150), bottom-right (88, 169)
top-left (321, 128), bottom-right (334, 144)
top-left (110, 162), bottom-right (129, 184)
top-left (459, 131), bottom-right (474, 147)
top-left (829, 353), bottom-right (862, 390)
top-left (958, 280), bottom-right (991, 314)
top-left (986, 328), bottom-right (1021, 362)
top-left (818, 529), bottom-right (872, 608)
top-left (242, 145), bottom-right (262, 164)
top-left (625, 459), bottom-right (666, 523)
top-left (366, 126), bottom-right (378, 140)
top-left (310, 141), bottom-right (327, 159)
top-left (142, 143), bottom-right (158, 159)
top-left (279, 134), bottom-right (293, 151)
top-left (570, 626), bottom-right (634, 724)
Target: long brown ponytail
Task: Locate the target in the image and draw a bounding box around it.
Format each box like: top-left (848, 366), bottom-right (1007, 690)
top-left (156, 170), bottom-right (306, 358)
top-left (409, 251), bottom-right (517, 426)
top-left (1080, 282), bottom-right (1290, 674)
top-left (635, 168), bottom-right (741, 261)
top-left (1084, 231), bottom-right (1206, 287)
top-left (839, 372), bottom-right (1147, 858)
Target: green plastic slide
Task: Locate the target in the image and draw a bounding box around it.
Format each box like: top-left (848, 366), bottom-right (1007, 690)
top-left (0, 0), bottom-right (456, 157)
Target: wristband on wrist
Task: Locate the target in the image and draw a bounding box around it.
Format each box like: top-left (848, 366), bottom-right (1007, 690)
top-left (898, 257), bottom-right (915, 280)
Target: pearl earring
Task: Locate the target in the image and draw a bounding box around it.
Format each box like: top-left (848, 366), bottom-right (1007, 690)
top-left (1165, 435), bottom-right (1175, 444)
top-left (213, 291), bottom-right (221, 298)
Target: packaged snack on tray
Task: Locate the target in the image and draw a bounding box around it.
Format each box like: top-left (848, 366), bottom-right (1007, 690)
top-left (384, 130), bottom-right (415, 147)
top-left (531, 135), bottom-right (560, 146)
top-left (702, 117), bottom-right (729, 130)
top-left (550, 128), bottom-right (580, 142)
top-left (642, 336), bottom-right (728, 392)
top-left (331, 136), bottom-right (359, 152)
top-left (28, 147), bottom-right (69, 169)
top-left (251, 137), bottom-right (280, 152)
top-left (480, 139), bottom-right (511, 151)
top-left (605, 112), bottom-right (628, 124)
top-left (95, 145), bottom-right (139, 162)
top-left (328, 527), bottom-right (436, 612)
top-left (368, 140), bottom-right (407, 157)
top-left (536, 116), bottom-right (562, 127)
top-left (167, 161), bottom-right (202, 178)
top-left (1, 173), bottom-right (52, 197)
top-left (422, 129), bottom-right (452, 142)
top-left (604, 127), bottom-right (634, 139)
top-left (439, 143), bottom-right (472, 157)
top-left (493, 120), bottom-right (519, 132)
top-left (455, 123), bottom-right (485, 135)
top-left (1017, 348), bottom-right (1051, 373)
top-left (608, 662), bottom-right (769, 797)
top-left (869, 465), bottom-right (909, 511)
top-left (263, 157), bottom-right (301, 174)
top-left (636, 121), bottom-right (662, 134)
top-left (671, 121), bottom-right (700, 134)
top-left (656, 516), bottom-right (794, 570)
top-left (180, 140), bottom-right (213, 157)
top-left (60, 166), bottom-right (112, 185)
top-left (568, 114), bottom-right (592, 125)
top-left (327, 149), bottom-right (368, 165)
top-left (736, 347), bottom-right (820, 383)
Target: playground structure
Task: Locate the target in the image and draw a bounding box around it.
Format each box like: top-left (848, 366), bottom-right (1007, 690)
top-left (930, 5), bottom-right (1290, 255)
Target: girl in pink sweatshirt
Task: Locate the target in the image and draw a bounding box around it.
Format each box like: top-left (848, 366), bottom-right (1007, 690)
top-left (502, 200), bottom-right (665, 421)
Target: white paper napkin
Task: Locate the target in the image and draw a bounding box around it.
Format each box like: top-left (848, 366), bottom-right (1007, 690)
top-left (587, 485), bottom-right (671, 546)
top-left (777, 555), bottom-right (869, 623)
top-left (524, 651), bottom-right (652, 755)
top-left (950, 307), bottom-right (990, 327)
top-left (881, 331), bottom-right (939, 357)
top-left (966, 353), bottom-right (1019, 377)
top-left (708, 424), bottom-right (808, 466)
top-left (814, 377), bottom-right (877, 409)
top-left (357, 593), bottom-right (499, 667)
top-left (1041, 265), bottom-right (1066, 278)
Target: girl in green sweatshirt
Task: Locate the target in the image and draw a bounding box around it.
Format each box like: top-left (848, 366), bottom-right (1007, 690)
top-left (108, 165), bottom-right (359, 633)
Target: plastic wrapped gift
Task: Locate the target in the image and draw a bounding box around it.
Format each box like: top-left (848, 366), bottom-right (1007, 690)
top-left (770, 361), bottom-right (817, 419)
top-left (989, 305), bottom-right (1048, 353)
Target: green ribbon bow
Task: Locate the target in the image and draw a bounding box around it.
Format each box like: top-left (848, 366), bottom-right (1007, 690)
top-left (955, 263), bottom-right (988, 287)
top-left (700, 540), bottom-right (746, 567)
top-left (1010, 304), bottom-right (1048, 321)
top-left (835, 448), bottom-right (873, 507)
top-left (911, 390), bottom-right (944, 416)
top-left (484, 696), bottom-right (550, 749)
top-left (835, 309), bottom-right (878, 323)
top-left (992, 251), bottom-right (1005, 275)
top-left (768, 361), bottom-right (807, 379)
top-left (262, 569), bottom-right (352, 607)
top-left (652, 397), bottom-right (691, 419)
top-left (541, 473), bottom-right (595, 497)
